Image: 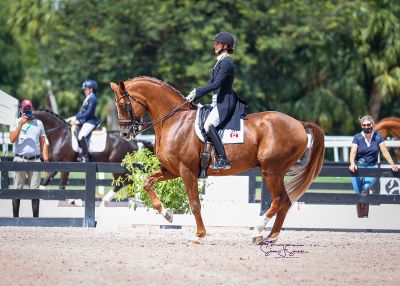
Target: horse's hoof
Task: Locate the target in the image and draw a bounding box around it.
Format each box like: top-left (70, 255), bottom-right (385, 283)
top-left (189, 236), bottom-right (203, 245)
top-left (260, 236), bottom-right (278, 245)
top-left (74, 199), bottom-right (83, 207)
top-left (252, 235), bottom-right (264, 245)
top-left (163, 208), bottom-right (173, 223)
top-left (99, 200), bottom-right (109, 207)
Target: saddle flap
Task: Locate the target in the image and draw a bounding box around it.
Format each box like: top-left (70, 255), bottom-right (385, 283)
top-left (198, 105), bottom-right (213, 136)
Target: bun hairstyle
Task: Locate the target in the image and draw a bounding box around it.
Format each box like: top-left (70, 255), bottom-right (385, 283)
top-left (358, 115), bottom-right (375, 125)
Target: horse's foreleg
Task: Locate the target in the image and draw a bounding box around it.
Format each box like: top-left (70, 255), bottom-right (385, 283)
top-left (143, 168), bottom-right (177, 222)
top-left (180, 167), bottom-right (206, 239)
top-left (41, 171), bottom-right (57, 186)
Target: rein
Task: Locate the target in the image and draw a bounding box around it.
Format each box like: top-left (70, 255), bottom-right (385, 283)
top-left (116, 87), bottom-right (189, 136)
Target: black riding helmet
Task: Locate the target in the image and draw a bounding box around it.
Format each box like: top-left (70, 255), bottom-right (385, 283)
top-left (213, 32), bottom-right (235, 53)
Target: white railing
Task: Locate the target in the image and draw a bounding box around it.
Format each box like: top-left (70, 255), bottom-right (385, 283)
top-left (324, 135), bottom-right (400, 162)
top-left (2, 132), bottom-right (400, 162)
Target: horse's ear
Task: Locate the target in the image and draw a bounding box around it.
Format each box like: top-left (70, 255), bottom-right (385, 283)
top-left (119, 81), bottom-right (126, 90)
top-left (110, 82), bottom-right (119, 92)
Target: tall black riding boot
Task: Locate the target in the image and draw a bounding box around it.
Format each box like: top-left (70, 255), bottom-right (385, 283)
top-left (79, 137), bottom-right (90, 162)
top-left (12, 199), bottom-right (20, 217)
top-left (207, 125), bottom-right (231, 170)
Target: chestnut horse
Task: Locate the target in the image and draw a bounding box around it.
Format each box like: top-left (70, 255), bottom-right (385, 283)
top-left (374, 117), bottom-right (400, 161)
top-left (110, 77), bottom-right (325, 243)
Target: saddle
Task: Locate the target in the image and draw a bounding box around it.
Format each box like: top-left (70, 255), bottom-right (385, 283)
top-left (196, 105), bottom-right (245, 178)
top-left (70, 123), bottom-right (107, 153)
top-left (71, 122), bottom-right (104, 140)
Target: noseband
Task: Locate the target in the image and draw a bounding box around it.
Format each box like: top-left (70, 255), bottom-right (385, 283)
top-left (115, 87), bottom-right (189, 137)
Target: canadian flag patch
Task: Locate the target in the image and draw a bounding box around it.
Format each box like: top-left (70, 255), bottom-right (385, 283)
top-left (230, 131), bottom-right (239, 138)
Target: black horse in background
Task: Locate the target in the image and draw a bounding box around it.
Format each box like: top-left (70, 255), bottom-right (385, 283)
top-left (33, 109), bottom-right (153, 206)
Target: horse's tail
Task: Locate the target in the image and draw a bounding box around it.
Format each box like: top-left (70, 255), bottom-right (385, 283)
top-left (286, 122), bottom-right (325, 202)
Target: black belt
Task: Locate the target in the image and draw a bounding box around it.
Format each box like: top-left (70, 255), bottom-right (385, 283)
top-left (15, 154), bottom-right (41, 160)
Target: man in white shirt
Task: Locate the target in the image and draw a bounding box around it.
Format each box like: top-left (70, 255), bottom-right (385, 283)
top-left (9, 99), bottom-right (49, 217)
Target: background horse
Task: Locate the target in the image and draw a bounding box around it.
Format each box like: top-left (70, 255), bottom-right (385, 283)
top-left (33, 109), bottom-right (153, 206)
top-left (374, 117), bottom-right (400, 162)
top-left (111, 77), bottom-right (325, 244)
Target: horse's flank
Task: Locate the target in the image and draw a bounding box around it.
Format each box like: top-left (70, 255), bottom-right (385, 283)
top-left (375, 117), bottom-right (400, 138)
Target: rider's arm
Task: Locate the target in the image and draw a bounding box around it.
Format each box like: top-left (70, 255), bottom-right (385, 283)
top-left (194, 59), bottom-right (233, 100)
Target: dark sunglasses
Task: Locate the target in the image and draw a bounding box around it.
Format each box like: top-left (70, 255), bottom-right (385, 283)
top-left (362, 123), bottom-right (372, 127)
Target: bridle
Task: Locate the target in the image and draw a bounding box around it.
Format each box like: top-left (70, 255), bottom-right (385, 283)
top-left (115, 87), bottom-right (189, 137)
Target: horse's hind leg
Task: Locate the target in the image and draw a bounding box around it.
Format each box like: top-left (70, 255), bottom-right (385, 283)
top-left (144, 167), bottom-right (177, 222)
top-left (267, 198), bottom-right (291, 242)
top-left (100, 173), bottom-right (123, 207)
top-left (253, 173), bottom-right (290, 244)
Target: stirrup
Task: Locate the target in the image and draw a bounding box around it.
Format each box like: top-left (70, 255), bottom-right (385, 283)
top-left (211, 158), bottom-right (231, 170)
top-left (77, 155), bottom-right (89, 162)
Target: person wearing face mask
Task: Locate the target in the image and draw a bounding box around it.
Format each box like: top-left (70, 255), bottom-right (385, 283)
top-left (349, 115), bottom-right (398, 218)
top-left (9, 99), bottom-right (49, 217)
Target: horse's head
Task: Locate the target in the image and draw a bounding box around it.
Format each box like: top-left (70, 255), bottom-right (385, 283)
top-left (111, 81), bottom-right (147, 141)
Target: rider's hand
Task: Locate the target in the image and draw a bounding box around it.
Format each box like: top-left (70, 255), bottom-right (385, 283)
top-left (186, 89), bottom-right (196, 102)
top-left (66, 116), bottom-right (76, 123)
top-left (349, 163), bottom-right (357, 173)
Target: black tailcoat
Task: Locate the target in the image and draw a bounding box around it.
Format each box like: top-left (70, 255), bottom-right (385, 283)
top-left (194, 57), bottom-right (247, 131)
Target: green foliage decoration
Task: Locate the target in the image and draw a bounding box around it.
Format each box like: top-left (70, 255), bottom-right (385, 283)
top-left (114, 149), bottom-right (194, 214)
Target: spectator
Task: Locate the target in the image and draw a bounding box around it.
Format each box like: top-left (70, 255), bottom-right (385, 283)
top-left (9, 99), bottom-right (49, 217)
top-left (349, 115), bottom-right (398, 218)
top-left (67, 80), bottom-right (99, 162)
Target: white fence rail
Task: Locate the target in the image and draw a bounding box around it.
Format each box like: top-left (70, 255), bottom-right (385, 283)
top-left (2, 131), bottom-right (400, 162)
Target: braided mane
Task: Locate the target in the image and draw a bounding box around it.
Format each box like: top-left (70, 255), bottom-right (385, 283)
top-left (35, 109), bottom-right (69, 126)
top-left (127, 76), bottom-right (185, 99)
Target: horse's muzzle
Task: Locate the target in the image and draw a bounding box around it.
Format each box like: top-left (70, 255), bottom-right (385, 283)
top-left (120, 126), bottom-right (134, 141)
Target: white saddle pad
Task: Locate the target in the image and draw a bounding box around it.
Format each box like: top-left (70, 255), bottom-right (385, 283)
top-left (71, 126), bottom-right (107, 153)
top-left (194, 105), bottom-right (244, 144)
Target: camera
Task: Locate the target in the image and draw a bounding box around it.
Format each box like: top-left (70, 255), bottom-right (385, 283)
top-left (23, 110), bottom-right (33, 119)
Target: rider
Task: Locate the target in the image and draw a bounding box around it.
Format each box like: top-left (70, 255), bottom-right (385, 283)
top-left (186, 32), bottom-right (247, 170)
top-left (67, 80), bottom-right (99, 162)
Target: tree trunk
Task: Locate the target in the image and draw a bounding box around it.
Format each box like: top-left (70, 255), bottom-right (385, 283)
top-left (369, 83), bottom-right (381, 121)
top-left (46, 80), bottom-right (59, 114)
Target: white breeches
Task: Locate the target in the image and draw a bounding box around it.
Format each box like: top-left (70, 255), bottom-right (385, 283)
top-left (78, 123), bottom-right (96, 140)
top-left (204, 104), bottom-right (220, 133)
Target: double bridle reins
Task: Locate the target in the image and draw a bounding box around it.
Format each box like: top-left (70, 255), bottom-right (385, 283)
top-left (115, 87), bottom-right (189, 136)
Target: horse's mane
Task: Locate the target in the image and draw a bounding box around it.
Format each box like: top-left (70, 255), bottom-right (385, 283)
top-left (35, 109), bottom-right (69, 126)
top-left (127, 76), bottom-right (186, 99)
